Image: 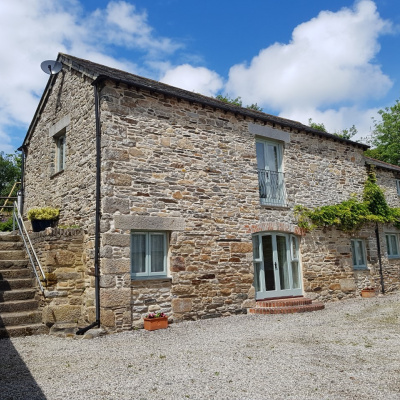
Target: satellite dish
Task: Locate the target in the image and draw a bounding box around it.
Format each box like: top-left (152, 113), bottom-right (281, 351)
top-left (40, 60), bottom-right (62, 75)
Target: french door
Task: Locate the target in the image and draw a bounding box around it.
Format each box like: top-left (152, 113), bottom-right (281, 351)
top-left (253, 233), bottom-right (302, 299)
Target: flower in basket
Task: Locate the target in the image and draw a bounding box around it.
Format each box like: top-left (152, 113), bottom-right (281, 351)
top-left (145, 312), bottom-right (166, 319)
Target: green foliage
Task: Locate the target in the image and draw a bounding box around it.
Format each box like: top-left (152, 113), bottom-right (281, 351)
top-left (215, 94), bottom-right (263, 111)
top-left (366, 98), bottom-right (400, 166)
top-left (0, 217), bottom-right (14, 232)
top-left (0, 151), bottom-right (21, 198)
top-left (308, 118), bottom-right (327, 132)
top-left (295, 171), bottom-right (400, 231)
top-left (334, 125), bottom-right (358, 140)
top-left (27, 207), bottom-right (60, 221)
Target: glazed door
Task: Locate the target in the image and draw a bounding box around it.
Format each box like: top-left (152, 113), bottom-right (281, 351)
top-left (253, 233), bottom-right (302, 300)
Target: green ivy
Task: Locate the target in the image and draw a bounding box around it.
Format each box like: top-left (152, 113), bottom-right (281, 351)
top-left (294, 170), bottom-right (400, 231)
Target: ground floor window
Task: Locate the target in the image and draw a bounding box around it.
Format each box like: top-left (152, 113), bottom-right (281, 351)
top-left (386, 233), bottom-right (399, 258)
top-left (252, 232), bottom-right (302, 299)
top-left (131, 232), bottom-right (167, 278)
top-left (351, 239), bottom-right (367, 270)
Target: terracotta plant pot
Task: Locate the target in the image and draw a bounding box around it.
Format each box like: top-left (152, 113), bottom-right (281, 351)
top-left (143, 316), bottom-right (168, 331)
top-left (361, 288), bottom-right (375, 298)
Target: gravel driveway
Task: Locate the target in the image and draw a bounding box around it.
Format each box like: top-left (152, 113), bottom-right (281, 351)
top-left (1, 292), bottom-right (400, 400)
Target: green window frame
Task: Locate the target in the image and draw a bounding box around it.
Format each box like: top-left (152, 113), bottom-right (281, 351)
top-left (351, 239), bottom-right (367, 270)
top-left (386, 233), bottom-right (399, 258)
top-left (131, 232), bottom-right (168, 279)
top-left (396, 179), bottom-right (400, 196)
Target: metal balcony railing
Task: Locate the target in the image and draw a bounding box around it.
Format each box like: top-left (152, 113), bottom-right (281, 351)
top-left (257, 169), bottom-right (287, 206)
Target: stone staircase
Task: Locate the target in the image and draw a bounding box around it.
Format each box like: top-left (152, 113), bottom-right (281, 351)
top-left (0, 233), bottom-right (48, 338)
top-left (248, 296), bottom-right (325, 315)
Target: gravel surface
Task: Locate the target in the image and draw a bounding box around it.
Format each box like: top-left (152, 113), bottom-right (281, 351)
top-left (1, 292), bottom-right (400, 400)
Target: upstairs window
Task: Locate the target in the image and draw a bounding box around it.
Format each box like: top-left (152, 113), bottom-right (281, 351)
top-left (386, 233), bottom-right (399, 258)
top-left (256, 139), bottom-right (286, 206)
top-left (131, 232), bottom-right (168, 278)
top-left (351, 239), bottom-right (367, 270)
top-left (396, 179), bottom-right (400, 196)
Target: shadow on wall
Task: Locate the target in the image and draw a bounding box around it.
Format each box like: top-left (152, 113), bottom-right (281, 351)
top-left (0, 291), bottom-right (47, 400)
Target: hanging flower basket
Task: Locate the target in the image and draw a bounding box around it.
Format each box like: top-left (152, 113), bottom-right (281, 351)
top-left (361, 288), bottom-right (375, 298)
top-left (143, 312), bottom-right (168, 331)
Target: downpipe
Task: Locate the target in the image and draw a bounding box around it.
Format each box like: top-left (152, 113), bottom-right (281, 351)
top-left (375, 223), bottom-right (385, 294)
top-left (76, 81), bottom-right (102, 335)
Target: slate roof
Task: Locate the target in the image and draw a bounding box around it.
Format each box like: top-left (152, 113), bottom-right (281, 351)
top-left (365, 156), bottom-right (400, 173)
top-left (24, 53), bottom-right (369, 150)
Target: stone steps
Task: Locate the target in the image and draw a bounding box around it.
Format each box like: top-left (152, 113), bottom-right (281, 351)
top-left (0, 324), bottom-right (48, 338)
top-left (248, 296), bottom-right (325, 315)
top-left (0, 233), bottom-right (46, 338)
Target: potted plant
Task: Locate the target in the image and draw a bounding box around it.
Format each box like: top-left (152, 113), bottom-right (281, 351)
top-left (27, 207), bottom-right (60, 232)
top-left (143, 312), bottom-right (168, 331)
top-left (360, 287), bottom-right (375, 298)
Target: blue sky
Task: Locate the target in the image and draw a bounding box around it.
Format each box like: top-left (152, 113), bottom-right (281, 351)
top-left (1, 0), bottom-right (400, 153)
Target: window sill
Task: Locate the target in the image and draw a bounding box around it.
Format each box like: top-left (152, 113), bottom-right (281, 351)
top-left (131, 276), bottom-right (171, 282)
top-left (260, 204), bottom-right (290, 210)
top-left (50, 170), bottom-right (64, 179)
top-left (353, 267), bottom-right (369, 272)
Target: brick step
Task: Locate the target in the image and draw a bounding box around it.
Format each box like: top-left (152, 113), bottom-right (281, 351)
top-left (0, 260), bottom-right (29, 269)
top-left (0, 241), bottom-right (24, 251)
top-left (248, 302), bottom-right (325, 315)
top-left (0, 288), bottom-right (36, 302)
top-left (0, 234), bottom-right (21, 242)
top-left (0, 323), bottom-right (49, 338)
top-left (0, 310), bottom-right (42, 327)
top-left (255, 297), bottom-right (313, 308)
top-left (0, 250), bottom-right (27, 260)
top-left (0, 299), bottom-right (39, 313)
top-left (0, 278), bottom-right (35, 291)
top-left (0, 268), bottom-right (32, 280)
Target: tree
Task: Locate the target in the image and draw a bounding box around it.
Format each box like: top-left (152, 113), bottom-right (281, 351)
top-left (364, 99), bottom-right (400, 166)
top-left (215, 94), bottom-right (263, 112)
top-left (308, 118), bottom-right (358, 140)
top-left (0, 151), bottom-right (21, 198)
top-left (308, 118), bottom-right (327, 132)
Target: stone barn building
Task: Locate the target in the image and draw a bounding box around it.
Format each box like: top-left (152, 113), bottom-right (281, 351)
top-left (18, 53), bottom-right (400, 332)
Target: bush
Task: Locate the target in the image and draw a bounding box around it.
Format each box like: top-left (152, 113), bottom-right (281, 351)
top-left (0, 217), bottom-right (14, 232)
top-left (27, 207), bottom-right (59, 221)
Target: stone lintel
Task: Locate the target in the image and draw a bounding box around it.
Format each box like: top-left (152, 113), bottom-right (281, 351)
top-left (49, 115), bottom-right (70, 137)
top-left (248, 123), bottom-right (290, 143)
top-left (115, 215), bottom-right (185, 231)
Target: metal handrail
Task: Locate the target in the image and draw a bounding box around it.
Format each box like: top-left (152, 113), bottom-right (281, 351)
top-left (257, 169), bottom-right (287, 206)
top-left (12, 201), bottom-right (46, 294)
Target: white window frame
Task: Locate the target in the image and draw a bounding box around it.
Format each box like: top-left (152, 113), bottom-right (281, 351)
top-left (56, 134), bottom-right (66, 172)
top-left (386, 233), bottom-right (400, 259)
top-left (130, 231), bottom-right (168, 279)
top-left (351, 239), bottom-right (368, 270)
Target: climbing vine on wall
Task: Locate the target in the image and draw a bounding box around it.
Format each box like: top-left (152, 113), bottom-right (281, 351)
top-left (294, 169), bottom-right (400, 232)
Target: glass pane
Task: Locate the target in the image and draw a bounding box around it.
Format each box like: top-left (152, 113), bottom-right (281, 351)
top-left (262, 236), bottom-right (275, 291)
top-left (254, 262), bottom-right (262, 292)
top-left (354, 240), bottom-right (365, 266)
top-left (291, 262), bottom-right (300, 288)
top-left (150, 234), bottom-right (165, 273)
top-left (291, 236), bottom-right (298, 259)
top-left (58, 136), bottom-right (65, 170)
top-left (266, 144), bottom-right (279, 172)
top-left (386, 235), bottom-right (391, 254)
top-left (390, 235), bottom-right (398, 256)
top-left (253, 235), bottom-right (260, 260)
top-left (277, 235), bottom-right (290, 290)
top-left (131, 234), bottom-right (146, 273)
top-left (256, 142), bottom-right (265, 170)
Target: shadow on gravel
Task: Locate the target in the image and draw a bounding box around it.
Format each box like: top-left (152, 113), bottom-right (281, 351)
top-left (0, 294), bottom-right (47, 400)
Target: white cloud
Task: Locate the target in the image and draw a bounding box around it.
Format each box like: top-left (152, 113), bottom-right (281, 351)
top-left (0, 0), bottom-right (182, 153)
top-left (225, 0), bottom-right (393, 118)
top-left (160, 64), bottom-right (223, 97)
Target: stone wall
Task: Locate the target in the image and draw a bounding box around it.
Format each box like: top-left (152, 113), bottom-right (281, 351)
top-left (30, 228), bottom-right (91, 328)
